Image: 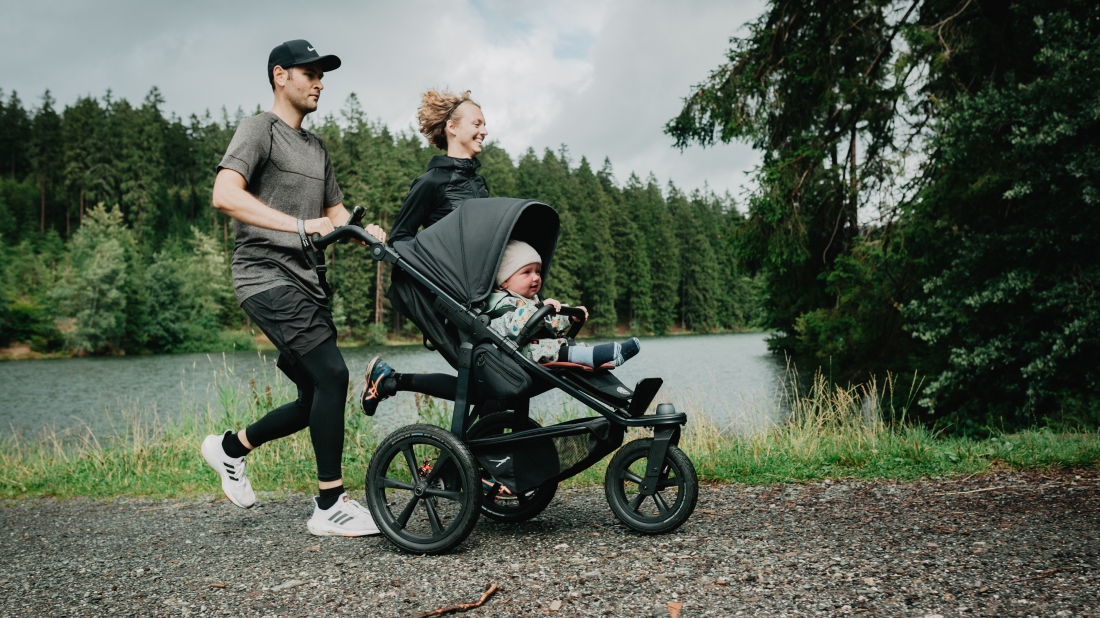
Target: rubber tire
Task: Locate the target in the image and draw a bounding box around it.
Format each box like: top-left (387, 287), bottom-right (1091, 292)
top-left (467, 411), bottom-right (558, 523)
top-left (365, 424), bottom-right (481, 554)
top-left (605, 438), bottom-right (698, 534)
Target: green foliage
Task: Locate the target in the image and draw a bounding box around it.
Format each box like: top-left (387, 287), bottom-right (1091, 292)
top-left (669, 0), bottom-right (1100, 428)
top-left (50, 205), bottom-right (132, 354)
top-left (903, 12), bottom-right (1100, 428)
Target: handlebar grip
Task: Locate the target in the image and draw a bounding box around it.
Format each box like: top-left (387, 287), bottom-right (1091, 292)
top-left (348, 206), bottom-right (366, 227)
top-left (310, 233), bottom-right (322, 245)
top-left (557, 307), bottom-right (587, 339)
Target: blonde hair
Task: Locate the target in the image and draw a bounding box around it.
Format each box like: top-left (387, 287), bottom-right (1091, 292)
top-left (418, 88), bottom-right (479, 151)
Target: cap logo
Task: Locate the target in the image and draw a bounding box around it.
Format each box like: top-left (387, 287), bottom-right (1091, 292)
top-left (307, 46), bottom-right (315, 51)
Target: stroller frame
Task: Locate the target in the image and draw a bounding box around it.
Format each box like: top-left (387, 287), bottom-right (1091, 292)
top-left (311, 212), bottom-right (696, 554)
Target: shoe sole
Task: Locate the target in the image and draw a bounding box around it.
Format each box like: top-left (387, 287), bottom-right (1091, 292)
top-left (200, 436), bottom-right (254, 509)
top-left (307, 518), bottom-right (380, 537)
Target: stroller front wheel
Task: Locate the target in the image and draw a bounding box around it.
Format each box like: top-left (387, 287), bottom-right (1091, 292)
top-left (365, 424), bottom-right (482, 554)
top-left (605, 438), bottom-right (698, 534)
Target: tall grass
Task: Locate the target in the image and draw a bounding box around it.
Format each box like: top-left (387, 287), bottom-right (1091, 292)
top-left (1, 364), bottom-right (1097, 500)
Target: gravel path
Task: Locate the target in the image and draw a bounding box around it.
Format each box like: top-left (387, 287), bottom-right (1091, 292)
top-left (2, 470), bottom-right (1097, 617)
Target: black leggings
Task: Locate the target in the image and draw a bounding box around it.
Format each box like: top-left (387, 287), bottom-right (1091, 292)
top-left (244, 338), bottom-right (349, 482)
top-left (392, 372), bottom-right (457, 400)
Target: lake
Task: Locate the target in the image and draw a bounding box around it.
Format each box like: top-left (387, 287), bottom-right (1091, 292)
top-left (0, 332), bottom-right (788, 437)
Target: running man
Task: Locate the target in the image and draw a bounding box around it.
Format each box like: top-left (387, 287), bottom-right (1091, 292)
top-left (200, 39), bottom-right (386, 537)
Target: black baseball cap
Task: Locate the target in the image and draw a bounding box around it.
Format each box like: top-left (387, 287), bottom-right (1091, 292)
top-left (268, 39), bottom-right (341, 86)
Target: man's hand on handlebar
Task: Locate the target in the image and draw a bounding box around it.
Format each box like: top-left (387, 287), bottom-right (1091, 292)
top-left (303, 217), bottom-right (336, 237)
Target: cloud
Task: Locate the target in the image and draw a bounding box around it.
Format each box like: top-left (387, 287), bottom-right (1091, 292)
top-left (4, 0), bottom-right (765, 198)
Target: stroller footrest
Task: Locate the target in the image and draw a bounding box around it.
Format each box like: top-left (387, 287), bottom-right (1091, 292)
top-left (627, 378), bottom-right (664, 417)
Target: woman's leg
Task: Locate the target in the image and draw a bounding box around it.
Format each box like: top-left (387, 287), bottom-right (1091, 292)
top-left (361, 357), bottom-right (457, 415)
top-left (389, 373), bottom-right (457, 400)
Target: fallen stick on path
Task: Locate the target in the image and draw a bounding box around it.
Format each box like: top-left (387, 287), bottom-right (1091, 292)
top-left (411, 583), bottom-right (500, 618)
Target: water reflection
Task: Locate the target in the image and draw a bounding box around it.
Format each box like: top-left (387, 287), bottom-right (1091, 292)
top-left (0, 333), bottom-right (787, 437)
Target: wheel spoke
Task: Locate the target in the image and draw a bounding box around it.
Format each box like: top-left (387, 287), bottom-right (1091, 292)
top-left (622, 471), bottom-right (644, 485)
top-left (423, 451), bottom-right (451, 485)
top-left (382, 477), bottom-right (416, 491)
top-left (627, 492), bottom-right (645, 513)
top-left (423, 497), bottom-right (444, 535)
top-left (484, 482), bottom-right (501, 501)
top-left (395, 495), bottom-right (419, 527)
top-left (515, 490), bottom-right (529, 505)
top-left (653, 492), bottom-right (671, 514)
top-left (656, 478), bottom-right (679, 490)
top-left (401, 446), bottom-right (420, 480)
top-left (423, 488), bottom-right (463, 502)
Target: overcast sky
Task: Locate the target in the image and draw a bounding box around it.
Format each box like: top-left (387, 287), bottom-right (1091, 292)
top-left (3, 0), bottom-right (765, 199)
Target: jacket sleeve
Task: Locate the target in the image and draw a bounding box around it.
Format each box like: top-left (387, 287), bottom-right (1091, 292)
top-left (388, 175), bottom-right (441, 244)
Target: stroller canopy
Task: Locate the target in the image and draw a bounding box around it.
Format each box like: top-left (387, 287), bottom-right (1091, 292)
top-left (393, 198), bottom-right (560, 307)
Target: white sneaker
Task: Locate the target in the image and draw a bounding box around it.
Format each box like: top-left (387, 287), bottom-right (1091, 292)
top-left (307, 493), bottom-right (380, 537)
top-left (201, 431), bottom-right (256, 509)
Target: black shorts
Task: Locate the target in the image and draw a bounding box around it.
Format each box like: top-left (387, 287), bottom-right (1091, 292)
top-left (241, 285), bottom-right (335, 361)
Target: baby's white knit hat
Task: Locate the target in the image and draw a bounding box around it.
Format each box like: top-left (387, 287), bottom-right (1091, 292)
top-left (496, 240), bottom-right (542, 285)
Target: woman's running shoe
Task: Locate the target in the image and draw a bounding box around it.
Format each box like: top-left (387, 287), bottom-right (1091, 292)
top-left (361, 356), bottom-right (394, 416)
top-left (307, 493), bottom-right (380, 537)
top-left (201, 431), bottom-right (256, 508)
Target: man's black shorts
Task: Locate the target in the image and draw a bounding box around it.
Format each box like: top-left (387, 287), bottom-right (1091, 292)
top-left (241, 285), bottom-right (336, 361)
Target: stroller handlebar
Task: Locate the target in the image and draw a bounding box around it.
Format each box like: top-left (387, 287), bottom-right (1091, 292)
top-left (309, 225), bottom-right (385, 250)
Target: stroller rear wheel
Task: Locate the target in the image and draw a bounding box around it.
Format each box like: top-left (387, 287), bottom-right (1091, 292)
top-left (605, 438), bottom-right (698, 534)
top-left (467, 411), bottom-right (558, 523)
top-left (365, 424), bottom-right (481, 554)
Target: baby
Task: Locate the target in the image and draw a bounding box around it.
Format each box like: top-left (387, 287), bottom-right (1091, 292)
top-left (487, 240), bottom-right (640, 368)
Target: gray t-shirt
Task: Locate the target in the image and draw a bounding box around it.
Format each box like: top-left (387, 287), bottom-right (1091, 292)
top-left (217, 111), bottom-right (344, 304)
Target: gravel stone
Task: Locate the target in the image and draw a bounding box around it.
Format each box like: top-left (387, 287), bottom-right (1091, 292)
top-left (1, 470), bottom-right (1097, 616)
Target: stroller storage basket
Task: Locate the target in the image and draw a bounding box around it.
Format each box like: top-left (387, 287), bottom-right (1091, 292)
top-left (467, 416), bottom-right (624, 494)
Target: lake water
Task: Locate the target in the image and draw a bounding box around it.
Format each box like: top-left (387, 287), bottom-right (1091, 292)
top-left (0, 333), bottom-right (788, 437)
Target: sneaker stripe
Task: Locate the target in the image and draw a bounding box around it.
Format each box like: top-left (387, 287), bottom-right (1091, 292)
top-left (327, 510), bottom-right (343, 522)
top-left (337, 514), bottom-right (355, 525)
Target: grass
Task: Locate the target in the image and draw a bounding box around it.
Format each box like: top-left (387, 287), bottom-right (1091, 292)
top-left (1, 361), bottom-right (1097, 501)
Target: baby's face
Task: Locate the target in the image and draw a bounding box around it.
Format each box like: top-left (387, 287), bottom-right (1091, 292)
top-left (501, 262), bottom-right (542, 298)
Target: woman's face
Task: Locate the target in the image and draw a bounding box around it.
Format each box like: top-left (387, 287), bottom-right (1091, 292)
top-left (447, 103), bottom-right (487, 157)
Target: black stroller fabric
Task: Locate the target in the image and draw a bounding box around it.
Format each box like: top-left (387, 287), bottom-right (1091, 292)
top-left (388, 198), bottom-right (560, 367)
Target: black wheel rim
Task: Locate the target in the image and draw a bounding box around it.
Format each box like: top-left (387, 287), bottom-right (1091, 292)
top-left (613, 450), bottom-right (685, 523)
top-left (372, 436), bottom-right (472, 544)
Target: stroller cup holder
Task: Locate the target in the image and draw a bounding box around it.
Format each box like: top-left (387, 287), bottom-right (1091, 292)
top-left (310, 198), bottom-right (698, 554)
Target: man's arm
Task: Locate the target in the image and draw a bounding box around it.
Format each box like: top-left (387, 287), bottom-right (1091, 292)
top-left (213, 168), bottom-right (336, 236)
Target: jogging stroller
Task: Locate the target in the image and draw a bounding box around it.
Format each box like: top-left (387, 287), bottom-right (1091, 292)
top-left (309, 197), bottom-right (698, 554)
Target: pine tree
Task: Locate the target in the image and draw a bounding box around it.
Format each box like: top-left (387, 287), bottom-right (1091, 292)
top-left (30, 91), bottom-right (63, 233)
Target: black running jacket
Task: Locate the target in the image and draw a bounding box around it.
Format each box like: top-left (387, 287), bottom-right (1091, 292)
top-left (388, 155), bottom-right (490, 244)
